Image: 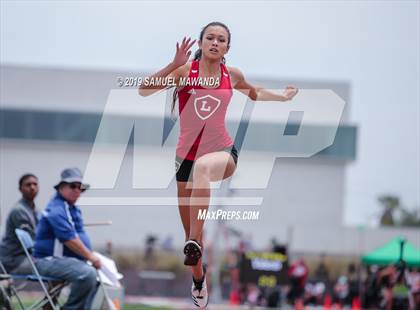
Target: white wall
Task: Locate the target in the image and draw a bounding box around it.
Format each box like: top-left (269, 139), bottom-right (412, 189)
top-left (0, 139), bottom-right (346, 251)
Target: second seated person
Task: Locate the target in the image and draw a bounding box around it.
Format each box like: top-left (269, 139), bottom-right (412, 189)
top-left (34, 167), bottom-right (101, 310)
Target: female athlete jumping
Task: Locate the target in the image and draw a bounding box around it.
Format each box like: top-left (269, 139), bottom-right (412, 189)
top-left (139, 21), bottom-right (298, 308)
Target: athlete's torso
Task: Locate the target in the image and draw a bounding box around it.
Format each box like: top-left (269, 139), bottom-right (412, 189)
top-left (176, 60), bottom-right (233, 160)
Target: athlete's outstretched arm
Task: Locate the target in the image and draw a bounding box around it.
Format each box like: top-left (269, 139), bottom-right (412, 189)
top-left (138, 37), bottom-right (196, 97)
top-left (229, 67), bottom-right (298, 102)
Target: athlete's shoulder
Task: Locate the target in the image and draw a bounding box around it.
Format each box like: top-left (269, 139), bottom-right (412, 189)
top-left (226, 66), bottom-right (244, 78)
top-left (226, 66), bottom-right (245, 87)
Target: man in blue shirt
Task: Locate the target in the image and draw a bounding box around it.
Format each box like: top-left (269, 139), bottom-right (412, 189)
top-left (34, 168), bottom-right (101, 310)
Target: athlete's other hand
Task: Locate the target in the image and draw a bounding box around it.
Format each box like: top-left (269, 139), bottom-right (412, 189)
top-left (173, 37), bottom-right (196, 68)
top-left (282, 86), bottom-right (299, 101)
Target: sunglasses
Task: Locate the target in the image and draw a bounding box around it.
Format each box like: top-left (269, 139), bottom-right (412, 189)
top-left (68, 183), bottom-right (85, 191)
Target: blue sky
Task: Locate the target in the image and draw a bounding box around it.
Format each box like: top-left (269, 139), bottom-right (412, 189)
top-left (1, 1), bottom-right (419, 226)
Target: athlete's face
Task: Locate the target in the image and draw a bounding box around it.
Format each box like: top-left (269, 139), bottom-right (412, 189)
top-left (199, 26), bottom-right (230, 61)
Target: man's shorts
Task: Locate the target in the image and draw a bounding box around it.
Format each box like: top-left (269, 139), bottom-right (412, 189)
top-left (175, 145), bottom-right (238, 182)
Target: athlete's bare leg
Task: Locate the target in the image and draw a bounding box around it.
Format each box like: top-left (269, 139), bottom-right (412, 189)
top-left (189, 151), bottom-right (236, 244)
top-left (177, 181), bottom-right (204, 280)
top-left (177, 151), bottom-right (236, 280)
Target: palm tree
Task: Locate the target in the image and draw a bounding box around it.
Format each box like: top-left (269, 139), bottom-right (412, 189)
top-left (378, 195), bottom-right (400, 226)
top-left (378, 195), bottom-right (420, 227)
top-left (399, 208), bottom-right (420, 227)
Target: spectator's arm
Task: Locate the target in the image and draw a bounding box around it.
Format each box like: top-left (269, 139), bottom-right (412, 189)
top-left (10, 209), bottom-right (36, 238)
top-left (46, 204), bottom-right (101, 268)
top-left (376, 267), bottom-right (393, 286)
top-left (64, 237), bottom-right (101, 269)
top-left (47, 208), bottom-right (78, 242)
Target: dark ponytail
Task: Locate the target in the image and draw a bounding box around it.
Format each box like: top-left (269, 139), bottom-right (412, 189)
top-left (171, 22), bottom-right (231, 117)
top-left (193, 49), bottom-right (202, 61)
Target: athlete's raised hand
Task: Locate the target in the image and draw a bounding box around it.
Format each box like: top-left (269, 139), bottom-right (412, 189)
top-left (282, 86), bottom-right (299, 101)
top-left (173, 37), bottom-right (196, 68)
top-left (138, 37), bottom-right (195, 97)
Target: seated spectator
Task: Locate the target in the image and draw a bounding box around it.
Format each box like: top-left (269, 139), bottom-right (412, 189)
top-left (304, 281), bottom-right (325, 306)
top-left (0, 174), bottom-right (39, 274)
top-left (408, 268), bottom-right (420, 309)
top-left (347, 263), bottom-right (360, 306)
top-left (364, 265), bottom-right (381, 308)
top-left (314, 254), bottom-right (330, 285)
top-left (333, 275), bottom-right (350, 306)
top-left (34, 168), bottom-right (101, 310)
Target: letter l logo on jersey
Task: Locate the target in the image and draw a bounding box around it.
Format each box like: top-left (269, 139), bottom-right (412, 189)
top-left (194, 95), bottom-right (221, 120)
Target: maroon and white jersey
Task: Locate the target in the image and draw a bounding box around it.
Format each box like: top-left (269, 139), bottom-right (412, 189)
top-left (176, 60), bottom-right (234, 160)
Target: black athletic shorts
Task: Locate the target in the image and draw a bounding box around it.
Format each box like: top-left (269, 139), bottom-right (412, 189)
top-left (175, 145), bottom-right (238, 182)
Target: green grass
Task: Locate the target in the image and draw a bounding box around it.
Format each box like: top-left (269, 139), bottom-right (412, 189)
top-left (124, 305), bottom-right (169, 310)
top-left (7, 289), bottom-right (172, 310)
top-left (11, 299), bottom-right (168, 310)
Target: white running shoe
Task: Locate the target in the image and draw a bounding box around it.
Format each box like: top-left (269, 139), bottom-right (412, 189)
top-left (191, 275), bottom-right (208, 309)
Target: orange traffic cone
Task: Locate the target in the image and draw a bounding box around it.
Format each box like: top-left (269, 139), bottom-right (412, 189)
top-left (323, 293), bottom-right (332, 310)
top-left (229, 290), bottom-right (240, 305)
top-left (352, 297), bottom-right (361, 309)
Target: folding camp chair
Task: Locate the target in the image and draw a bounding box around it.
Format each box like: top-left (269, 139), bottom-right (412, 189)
top-left (0, 280), bottom-right (12, 310)
top-left (0, 258), bottom-right (25, 309)
top-left (14, 228), bottom-right (66, 310)
top-left (0, 269), bottom-right (12, 310)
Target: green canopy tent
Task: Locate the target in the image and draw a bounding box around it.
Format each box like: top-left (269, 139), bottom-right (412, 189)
top-left (362, 237), bottom-right (420, 267)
